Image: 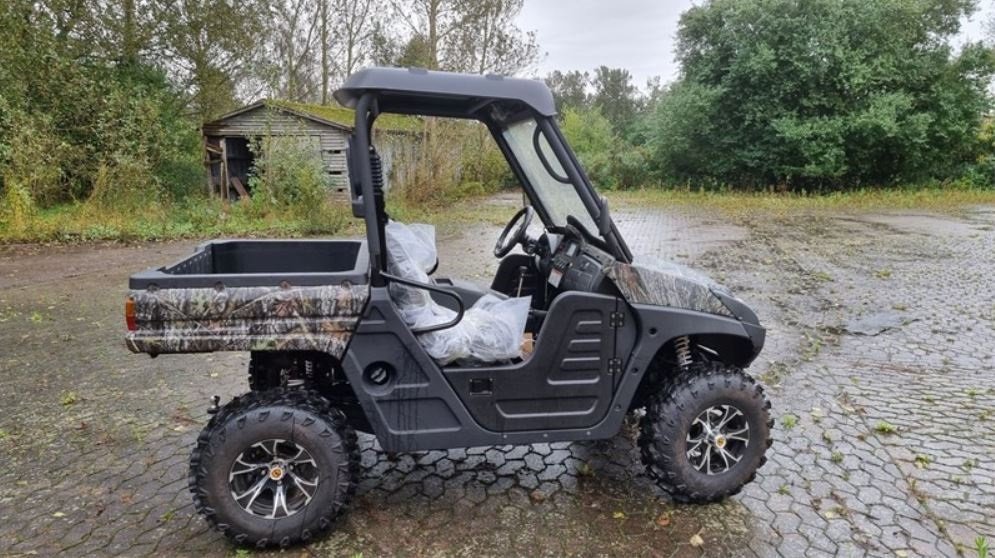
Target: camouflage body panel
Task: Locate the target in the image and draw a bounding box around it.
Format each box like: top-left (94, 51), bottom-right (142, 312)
top-left (606, 260), bottom-right (733, 317)
top-left (126, 282), bottom-right (370, 356)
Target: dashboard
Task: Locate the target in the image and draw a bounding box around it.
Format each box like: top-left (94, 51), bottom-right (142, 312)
top-left (546, 236), bottom-right (614, 293)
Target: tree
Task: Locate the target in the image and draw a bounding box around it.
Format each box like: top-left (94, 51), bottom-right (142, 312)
top-left (334, 0), bottom-right (379, 78)
top-left (652, 0), bottom-right (995, 189)
top-left (448, 0), bottom-right (538, 74)
top-left (385, 0), bottom-right (537, 74)
top-left (591, 66), bottom-right (638, 135)
top-left (545, 70), bottom-right (589, 110)
top-left (159, 0), bottom-right (271, 120)
top-left (255, 0), bottom-right (322, 101)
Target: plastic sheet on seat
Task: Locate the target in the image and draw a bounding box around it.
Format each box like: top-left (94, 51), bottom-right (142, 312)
top-left (385, 221), bottom-right (530, 364)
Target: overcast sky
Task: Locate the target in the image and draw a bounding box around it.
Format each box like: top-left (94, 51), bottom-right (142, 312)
top-left (517, 0), bottom-right (994, 89)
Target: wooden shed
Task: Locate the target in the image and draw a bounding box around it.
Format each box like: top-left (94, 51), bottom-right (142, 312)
top-left (202, 100), bottom-right (418, 200)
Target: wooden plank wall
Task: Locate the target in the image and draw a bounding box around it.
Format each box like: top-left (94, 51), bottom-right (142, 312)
top-left (204, 107), bottom-right (350, 194)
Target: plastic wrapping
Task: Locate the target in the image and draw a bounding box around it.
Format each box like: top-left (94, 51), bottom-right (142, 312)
top-left (385, 221), bottom-right (531, 364)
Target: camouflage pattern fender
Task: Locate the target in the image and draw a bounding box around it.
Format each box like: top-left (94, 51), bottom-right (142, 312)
top-left (126, 282), bottom-right (370, 357)
top-left (606, 258), bottom-right (734, 317)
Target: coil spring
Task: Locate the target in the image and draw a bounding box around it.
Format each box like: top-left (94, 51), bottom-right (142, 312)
top-left (674, 335), bottom-right (693, 369)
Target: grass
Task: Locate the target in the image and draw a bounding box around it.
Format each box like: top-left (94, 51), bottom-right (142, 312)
top-left (4, 184), bottom-right (994, 244)
top-left (609, 186), bottom-right (995, 219)
top-left (0, 190), bottom-right (514, 244)
top-left (873, 421), bottom-right (898, 435)
top-left (780, 414), bottom-right (799, 429)
top-left (0, 197), bottom-right (353, 243)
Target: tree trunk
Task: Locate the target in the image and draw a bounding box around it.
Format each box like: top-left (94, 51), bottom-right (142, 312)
top-left (320, 0), bottom-right (329, 104)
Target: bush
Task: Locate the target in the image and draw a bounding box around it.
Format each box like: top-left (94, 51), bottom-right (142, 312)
top-left (398, 119), bottom-right (510, 206)
top-left (0, 108), bottom-right (68, 208)
top-left (561, 106), bottom-right (652, 189)
top-left (0, 178), bottom-right (36, 234)
top-left (247, 135), bottom-right (331, 227)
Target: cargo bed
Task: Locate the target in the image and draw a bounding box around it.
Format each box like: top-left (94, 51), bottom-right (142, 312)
top-left (129, 239), bottom-right (370, 288)
top-left (126, 239), bottom-right (371, 356)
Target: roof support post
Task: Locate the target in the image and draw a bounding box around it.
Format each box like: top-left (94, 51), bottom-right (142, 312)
top-left (354, 92), bottom-right (387, 287)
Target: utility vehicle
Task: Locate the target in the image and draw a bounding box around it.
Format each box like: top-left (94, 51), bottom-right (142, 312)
top-left (126, 67), bottom-right (772, 548)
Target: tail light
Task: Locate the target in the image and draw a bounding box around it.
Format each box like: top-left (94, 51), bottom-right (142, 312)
top-left (125, 296), bottom-right (137, 331)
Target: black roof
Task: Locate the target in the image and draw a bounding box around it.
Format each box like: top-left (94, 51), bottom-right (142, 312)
top-left (333, 67), bottom-right (557, 118)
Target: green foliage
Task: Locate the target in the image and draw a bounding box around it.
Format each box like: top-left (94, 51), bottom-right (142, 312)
top-left (562, 107), bottom-right (652, 190)
top-left (592, 66), bottom-right (639, 136)
top-left (545, 70), bottom-right (591, 111)
top-left (398, 119), bottom-right (509, 206)
top-left (0, 179), bottom-right (36, 234)
top-left (652, 0), bottom-right (995, 190)
top-left (0, 1), bottom-right (203, 212)
top-left (248, 136), bottom-right (330, 226)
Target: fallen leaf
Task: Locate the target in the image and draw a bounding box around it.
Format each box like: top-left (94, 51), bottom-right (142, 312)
top-left (528, 490), bottom-right (546, 503)
top-left (689, 534), bottom-right (704, 547)
top-left (655, 512), bottom-right (671, 527)
top-left (612, 511), bottom-right (626, 519)
top-left (52, 512), bottom-right (65, 518)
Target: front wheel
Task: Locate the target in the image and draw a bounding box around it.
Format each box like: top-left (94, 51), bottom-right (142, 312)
top-left (639, 362), bottom-right (772, 503)
top-left (189, 389), bottom-right (359, 548)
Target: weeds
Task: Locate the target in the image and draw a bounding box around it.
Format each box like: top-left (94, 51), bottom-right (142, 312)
top-left (977, 536), bottom-right (989, 558)
top-left (873, 421), bottom-right (898, 435)
top-left (780, 414), bottom-right (799, 429)
top-left (610, 187), bottom-right (995, 219)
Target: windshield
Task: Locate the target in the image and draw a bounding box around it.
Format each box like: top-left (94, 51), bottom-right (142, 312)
top-left (503, 118), bottom-right (598, 233)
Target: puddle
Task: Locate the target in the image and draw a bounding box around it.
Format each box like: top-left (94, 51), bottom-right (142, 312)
top-left (842, 311), bottom-right (915, 336)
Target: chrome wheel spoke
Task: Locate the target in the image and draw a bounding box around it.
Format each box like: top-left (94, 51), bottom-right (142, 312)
top-left (235, 476), bottom-right (269, 509)
top-left (269, 484), bottom-right (289, 519)
top-left (230, 457), bottom-right (265, 479)
top-left (715, 406), bottom-right (743, 430)
top-left (718, 446), bottom-right (741, 467)
top-left (686, 437), bottom-right (706, 456)
top-left (289, 472), bottom-right (317, 501)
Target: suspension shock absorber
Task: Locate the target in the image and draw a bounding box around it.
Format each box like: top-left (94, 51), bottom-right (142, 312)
top-left (674, 335), bottom-right (693, 369)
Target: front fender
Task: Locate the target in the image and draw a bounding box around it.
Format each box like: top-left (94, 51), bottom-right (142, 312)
top-left (627, 304), bottom-right (765, 371)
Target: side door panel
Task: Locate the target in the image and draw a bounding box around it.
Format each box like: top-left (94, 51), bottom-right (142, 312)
top-left (445, 291), bottom-right (618, 431)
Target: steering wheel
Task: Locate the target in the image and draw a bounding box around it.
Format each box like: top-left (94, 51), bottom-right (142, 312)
top-left (494, 206), bottom-right (535, 258)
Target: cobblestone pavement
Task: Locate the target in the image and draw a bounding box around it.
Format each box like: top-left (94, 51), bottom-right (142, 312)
top-left (0, 201), bottom-right (993, 557)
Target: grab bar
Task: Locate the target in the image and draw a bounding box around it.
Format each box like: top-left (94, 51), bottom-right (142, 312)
top-left (380, 271), bottom-right (466, 334)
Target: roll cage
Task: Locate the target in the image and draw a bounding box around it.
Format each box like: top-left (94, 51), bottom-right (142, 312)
top-left (334, 67), bottom-right (632, 287)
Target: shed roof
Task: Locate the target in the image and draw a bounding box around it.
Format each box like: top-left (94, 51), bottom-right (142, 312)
top-left (334, 67), bottom-right (558, 118)
top-left (204, 99), bottom-right (422, 134)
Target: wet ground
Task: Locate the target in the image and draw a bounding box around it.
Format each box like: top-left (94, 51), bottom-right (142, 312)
top-left (0, 199), bottom-right (993, 557)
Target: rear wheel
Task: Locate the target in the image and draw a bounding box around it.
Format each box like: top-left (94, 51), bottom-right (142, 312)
top-left (189, 389), bottom-right (359, 548)
top-left (639, 362), bottom-right (772, 503)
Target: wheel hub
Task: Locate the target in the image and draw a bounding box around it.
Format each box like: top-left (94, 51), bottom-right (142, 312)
top-left (268, 465), bottom-right (285, 481)
top-left (686, 404), bottom-right (750, 475)
top-left (228, 439), bottom-right (319, 519)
